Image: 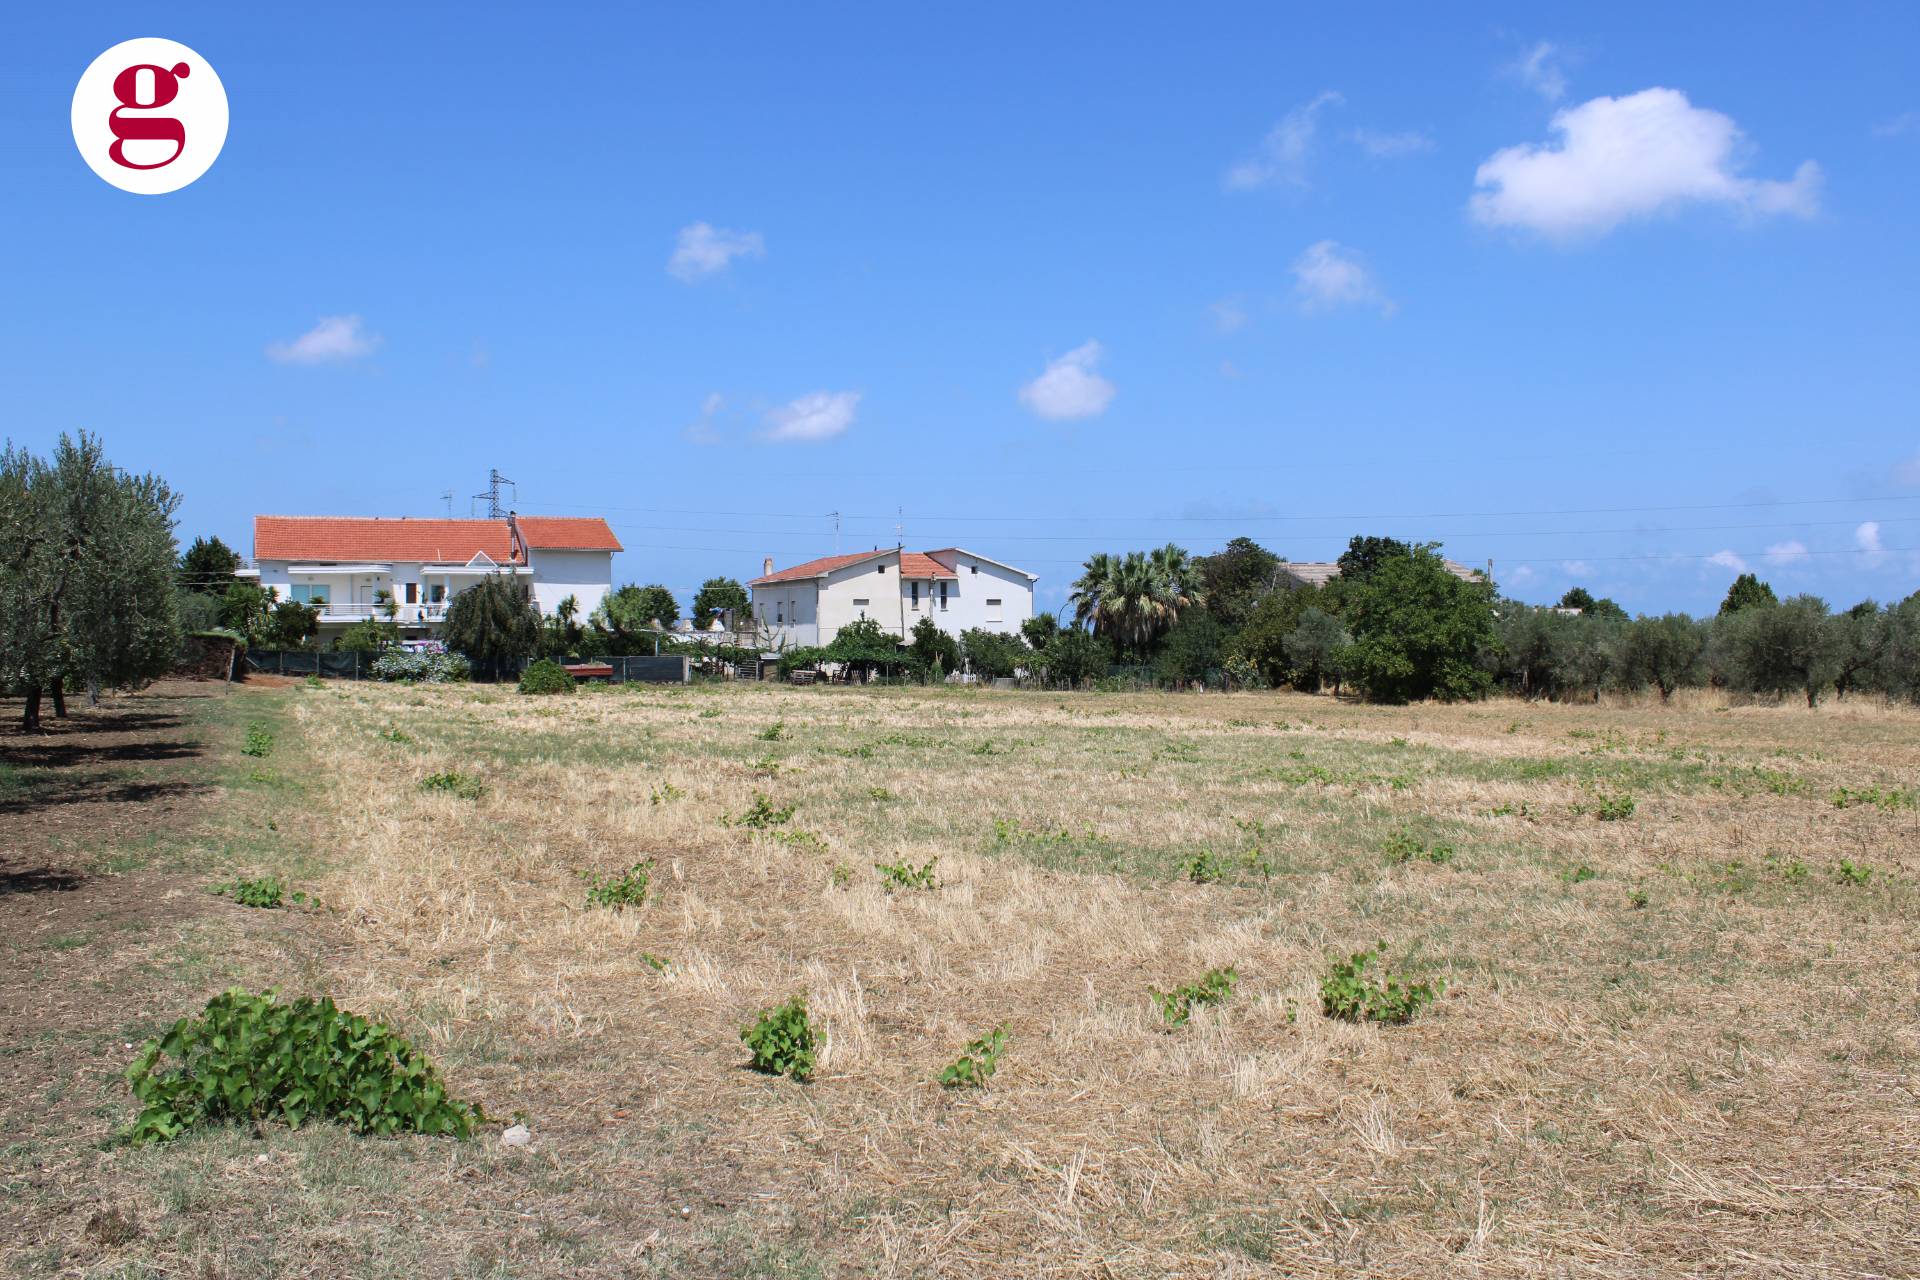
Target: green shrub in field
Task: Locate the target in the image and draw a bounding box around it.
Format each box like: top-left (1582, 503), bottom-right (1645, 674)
top-left (211, 877), bottom-right (288, 909)
top-left (1319, 944), bottom-right (1442, 1024)
top-left (874, 857), bottom-right (937, 891)
top-left (241, 724), bottom-right (274, 757)
top-left (517, 659), bottom-right (575, 695)
top-left (1383, 831), bottom-right (1453, 865)
top-left (378, 726), bottom-right (414, 745)
top-left (1830, 785), bottom-right (1915, 811)
top-left (302, 675), bottom-right (324, 690)
top-left (1564, 864), bottom-right (1597, 884)
top-left (939, 1025), bottom-right (1008, 1089)
top-left (1183, 850), bottom-right (1227, 884)
top-left (1579, 788), bottom-right (1636, 821)
top-left (583, 859), bottom-right (654, 909)
top-left (419, 771), bottom-right (485, 800)
top-left (1834, 860), bottom-right (1874, 885)
top-left (122, 989), bottom-right (479, 1144)
top-left (724, 792), bottom-right (795, 829)
top-left (1151, 967), bottom-right (1238, 1026)
top-left (756, 720), bottom-right (786, 741)
top-left (741, 996), bottom-right (818, 1080)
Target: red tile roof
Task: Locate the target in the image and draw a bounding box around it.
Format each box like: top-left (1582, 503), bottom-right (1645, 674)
top-left (255, 517), bottom-right (518, 564)
top-left (514, 516), bottom-right (623, 552)
top-left (752, 550), bottom-right (956, 586)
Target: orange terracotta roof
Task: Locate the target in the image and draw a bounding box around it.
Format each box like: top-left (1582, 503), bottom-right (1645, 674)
top-left (515, 516), bottom-right (623, 552)
top-left (254, 516), bottom-right (519, 564)
top-left (752, 550), bottom-right (956, 586)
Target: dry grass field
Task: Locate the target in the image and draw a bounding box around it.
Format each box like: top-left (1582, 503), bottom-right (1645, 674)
top-left (5, 678), bottom-right (1919, 1278)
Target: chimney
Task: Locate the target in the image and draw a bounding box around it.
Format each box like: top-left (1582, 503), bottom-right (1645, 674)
top-left (763, 556), bottom-right (774, 577)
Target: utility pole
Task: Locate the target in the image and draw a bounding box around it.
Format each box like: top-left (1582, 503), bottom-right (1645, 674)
top-left (896, 538), bottom-right (908, 641)
top-left (472, 469), bottom-right (515, 519)
top-left (894, 509), bottom-right (907, 640)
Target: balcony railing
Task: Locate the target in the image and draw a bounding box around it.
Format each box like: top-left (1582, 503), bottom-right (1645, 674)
top-left (315, 602), bottom-right (449, 624)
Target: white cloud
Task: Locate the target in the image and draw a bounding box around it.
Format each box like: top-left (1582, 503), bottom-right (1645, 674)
top-left (1291, 240), bottom-right (1393, 315)
top-left (1512, 41), bottom-right (1568, 102)
top-left (1019, 341), bottom-right (1115, 421)
top-left (1764, 539), bottom-right (1809, 565)
top-left (1226, 91), bottom-right (1343, 190)
top-left (684, 392), bottom-right (726, 445)
top-left (667, 222), bottom-right (765, 282)
top-left (762, 390), bottom-right (859, 443)
top-left (266, 315), bottom-right (379, 364)
top-left (1470, 88), bottom-right (1822, 238)
top-left (1872, 112), bottom-right (1917, 139)
top-left (1209, 299), bottom-right (1249, 334)
top-left (1561, 560), bottom-right (1593, 576)
top-left (1349, 127), bottom-right (1434, 158)
top-left (1706, 549), bottom-right (1750, 574)
top-left (1855, 520), bottom-right (1885, 561)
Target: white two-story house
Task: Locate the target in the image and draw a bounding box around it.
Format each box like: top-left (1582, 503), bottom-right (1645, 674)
top-left (244, 513), bottom-right (621, 642)
top-left (749, 547), bottom-right (1037, 649)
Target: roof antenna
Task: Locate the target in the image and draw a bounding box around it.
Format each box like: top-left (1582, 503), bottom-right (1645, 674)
top-left (440, 490), bottom-right (454, 519)
top-left (828, 510), bottom-right (841, 555)
top-left (473, 469), bottom-right (515, 519)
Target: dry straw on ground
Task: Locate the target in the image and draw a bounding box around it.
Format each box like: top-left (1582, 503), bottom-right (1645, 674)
top-left (6, 679), bottom-right (1918, 1277)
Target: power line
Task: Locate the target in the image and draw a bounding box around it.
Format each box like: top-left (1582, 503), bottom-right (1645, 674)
top-left (590, 515), bottom-right (1912, 545)
top-left (519, 493), bottom-right (1920, 525)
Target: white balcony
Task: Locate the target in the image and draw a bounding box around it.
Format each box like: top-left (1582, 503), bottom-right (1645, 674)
top-left (314, 601), bottom-right (449, 626)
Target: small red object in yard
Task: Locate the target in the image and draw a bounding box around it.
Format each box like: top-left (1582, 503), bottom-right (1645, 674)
top-left (563, 662), bottom-right (614, 682)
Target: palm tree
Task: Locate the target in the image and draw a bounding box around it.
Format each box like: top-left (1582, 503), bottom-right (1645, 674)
top-left (1148, 543), bottom-right (1203, 613)
top-left (1069, 553), bottom-right (1118, 631)
top-left (1071, 546), bottom-right (1198, 652)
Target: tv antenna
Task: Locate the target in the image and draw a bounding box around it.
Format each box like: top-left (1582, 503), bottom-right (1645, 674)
top-left (472, 469), bottom-right (516, 519)
top-left (828, 510), bottom-right (841, 555)
top-left (440, 490), bottom-right (454, 518)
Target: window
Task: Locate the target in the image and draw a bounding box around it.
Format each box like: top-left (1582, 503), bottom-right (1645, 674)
top-left (852, 597), bottom-right (869, 616)
top-left (939, 581), bottom-right (949, 611)
top-left (404, 582), bottom-right (418, 604)
top-left (986, 598), bottom-right (1003, 623)
top-left (910, 582), bottom-right (920, 610)
top-left (290, 583), bottom-right (330, 605)
top-left (776, 603), bottom-right (785, 624)
top-left (969, 564), bottom-right (977, 574)
top-left (877, 563), bottom-right (887, 573)
top-left (429, 583), bottom-right (446, 604)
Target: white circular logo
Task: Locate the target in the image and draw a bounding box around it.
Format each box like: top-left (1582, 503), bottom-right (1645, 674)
top-left (71, 38), bottom-right (228, 195)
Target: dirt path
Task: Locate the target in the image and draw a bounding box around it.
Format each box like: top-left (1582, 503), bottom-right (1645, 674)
top-left (0, 681), bottom-right (312, 1275)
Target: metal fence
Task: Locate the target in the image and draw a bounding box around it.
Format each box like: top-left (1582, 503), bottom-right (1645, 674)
top-left (244, 650), bottom-right (692, 685)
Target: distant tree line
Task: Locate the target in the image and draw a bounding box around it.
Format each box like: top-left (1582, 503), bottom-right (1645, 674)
top-left (1039, 536), bottom-right (1920, 707)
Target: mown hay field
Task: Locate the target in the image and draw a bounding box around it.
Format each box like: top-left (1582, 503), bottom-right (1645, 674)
top-left (13, 679), bottom-right (1920, 1278)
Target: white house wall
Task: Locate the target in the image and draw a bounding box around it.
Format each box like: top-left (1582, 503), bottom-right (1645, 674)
top-left (526, 549), bottom-right (615, 619)
top-left (753, 552), bottom-right (1036, 648)
top-left (923, 555), bottom-right (1035, 636)
top-left (252, 552), bottom-right (613, 633)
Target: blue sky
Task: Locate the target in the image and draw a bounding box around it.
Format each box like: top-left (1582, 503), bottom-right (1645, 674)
top-left (5, 4), bottom-right (1917, 616)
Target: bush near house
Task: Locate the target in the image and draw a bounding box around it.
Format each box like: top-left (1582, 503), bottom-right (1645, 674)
top-left (518, 658), bottom-right (575, 695)
top-left (370, 650), bottom-right (471, 683)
